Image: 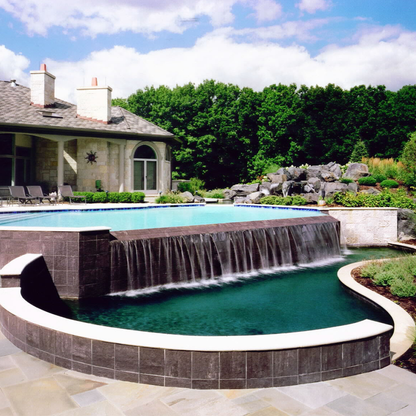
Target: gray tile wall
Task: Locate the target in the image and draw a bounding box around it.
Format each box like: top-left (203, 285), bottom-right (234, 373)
top-left (0, 305), bottom-right (392, 390)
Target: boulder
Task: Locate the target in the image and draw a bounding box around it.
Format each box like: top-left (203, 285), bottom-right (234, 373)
top-left (307, 177), bottom-right (321, 192)
top-left (360, 188), bottom-right (381, 195)
top-left (180, 191), bottom-right (194, 202)
top-left (270, 182), bottom-right (283, 195)
top-left (398, 209), bottom-right (416, 240)
top-left (267, 173), bottom-right (287, 183)
top-left (306, 166), bottom-right (323, 179)
top-left (321, 169), bottom-right (339, 182)
top-left (259, 182), bottom-right (271, 195)
top-left (330, 164), bottom-right (342, 177)
top-left (287, 167), bottom-right (306, 181)
top-left (231, 183), bottom-right (259, 196)
top-left (247, 192), bottom-right (265, 204)
top-left (302, 193), bottom-right (320, 204)
top-left (193, 195), bottom-right (205, 203)
top-left (321, 182), bottom-right (348, 198)
top-left (347, 182), bottom-right (358, 195)
top-left (223, 189), bottom-right (237, 200)
top-left (343, 163), bottom-right (369, 180)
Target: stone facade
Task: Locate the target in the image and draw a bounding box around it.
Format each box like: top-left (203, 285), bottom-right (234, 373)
top-left (324, 208), bottom-right (398, 246)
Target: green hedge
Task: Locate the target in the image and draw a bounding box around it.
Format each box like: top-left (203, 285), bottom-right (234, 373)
top-left (260, 195), bottom-right (307, 206)
top-left (156, 193), bottom-right (185, 204)
top-left (72, 191), bottom-right (145, 204)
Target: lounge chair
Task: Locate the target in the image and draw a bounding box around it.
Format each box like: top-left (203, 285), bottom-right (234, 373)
top-left (9, 186), bottom-right (37, 204)
top-left (58, 185), bottom-right (87, 204)
top-left (27, 186), bottom-right (56, 204)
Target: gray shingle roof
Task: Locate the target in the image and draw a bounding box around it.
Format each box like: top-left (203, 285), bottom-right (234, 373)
top-left (0, 80), bottom-right (175, 140)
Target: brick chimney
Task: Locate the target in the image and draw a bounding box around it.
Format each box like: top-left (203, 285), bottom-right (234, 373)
top-left (76, 78), bottom-right (112, 124)
top-left (30, 63), bottom-right (56, 108)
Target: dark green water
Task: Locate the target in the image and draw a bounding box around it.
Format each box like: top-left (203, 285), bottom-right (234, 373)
top-left (66, 248), bottom-right (398, 336)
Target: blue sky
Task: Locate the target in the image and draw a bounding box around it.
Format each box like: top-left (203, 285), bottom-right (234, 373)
top-left (1, 0), bottom-right (416, 102)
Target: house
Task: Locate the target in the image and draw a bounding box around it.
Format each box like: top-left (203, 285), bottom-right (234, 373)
top-left (0, 64), bottom-right (178, 196)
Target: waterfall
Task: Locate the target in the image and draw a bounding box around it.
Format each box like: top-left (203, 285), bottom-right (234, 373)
top-left (110, 219), bottom-right (340, 293)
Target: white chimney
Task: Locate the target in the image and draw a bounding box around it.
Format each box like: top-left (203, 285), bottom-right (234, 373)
top-left (30, 63), bottom-right (56, 108)
top-left (76, 78), bottom-right (112, 124)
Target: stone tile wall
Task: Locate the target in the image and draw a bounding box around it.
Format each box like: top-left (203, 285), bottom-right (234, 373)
top-left (0, 305), bottom-right (392, 389)
top-left (0, 228), bottom-right (110, 298)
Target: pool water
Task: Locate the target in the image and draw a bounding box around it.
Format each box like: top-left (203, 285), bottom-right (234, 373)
top-left (0, 205), bottom-right (323, 231)
top-left (66, 247), bottom-right (396, 336)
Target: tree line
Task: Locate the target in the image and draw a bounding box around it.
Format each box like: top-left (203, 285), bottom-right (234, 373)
top-left (113, 81), bottom-right (416, 189)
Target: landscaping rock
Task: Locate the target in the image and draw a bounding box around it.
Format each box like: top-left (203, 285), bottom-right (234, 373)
top-left (267, 173), bottom-right (287, 183)
top-left (193, 195), bottom-right (205, 203)
top-left (321, 169), bottom-right (339, 182)
top-left (360, 188), bottom-right (381, 195)
top-left (259, 182), bottom-right (271, 195)
top-left (398, 209), bottom-right (416, 240)
top-left (270, 182), bottom-right (284, 195)
top-left (231, 183), bottom-right (259, 196)
top-left (234, 196), bottom-right (250, 204)
top-left (343, 163), bottom-right (369, 180)
top-left (247, 191), bottom-right (265, 204)
top-left (302, 193), bottom-right (320, 204)
top-left (282, 181), bottom-right (295, 197)
top-left (223, 189), bottom-right (236, 200)
top-left (287, 167), bottom-right (306, 181)
top-left (321, 182), bottom-right (348, 198)
top-left (180, 191), bottom-right (194, 202)
top-left (347, 182), bottom-right (358, 194)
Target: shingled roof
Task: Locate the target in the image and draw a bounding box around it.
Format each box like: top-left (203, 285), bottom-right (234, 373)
top-left (0, 80), bottom-right (176, 141)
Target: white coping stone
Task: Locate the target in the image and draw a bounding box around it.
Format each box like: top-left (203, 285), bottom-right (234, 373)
top-left (338, 260), bottom-right (416, 360)
top-left (0, 226), bottom-right (111, 232)
top-left (0, 253), bottom-right (42, 276)
top-left (0, 287), bottom-right (392, 352)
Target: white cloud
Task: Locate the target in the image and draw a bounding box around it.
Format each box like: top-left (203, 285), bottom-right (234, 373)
top-left (244, 0), bottom-right (283, 23)
top-left (296, 0), bottom-right (331, 14)
top-left (0, 45), bottom-right (30, 84)
top-left (38, 25), bottom-right (416, 104)
top-left (0, 0), bottom-right (237, 37)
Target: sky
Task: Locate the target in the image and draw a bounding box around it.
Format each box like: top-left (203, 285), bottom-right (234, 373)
top-left (1, 0), bottom-right (416, 103)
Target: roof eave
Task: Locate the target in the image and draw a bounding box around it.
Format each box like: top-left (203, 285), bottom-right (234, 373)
top-left (0, 122), bottom-right (180, 143)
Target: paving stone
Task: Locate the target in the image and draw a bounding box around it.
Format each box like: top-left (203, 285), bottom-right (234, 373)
top-left (71, 388), bottom-right (105, 407)
top-left (3, 378), bottom-right (77, 416)
top-left (54, 373), bottom-right (107, 396)
top-left (0, 367), bottom-right (26, 387)
top-left (365, 392), bottom-right (407, 413)
top-left (125, 399), bottom-right (179, 416)
top-left (326, 394), bottom-right (390, 416)
top-left (255, 389), bottom-right (312, 415)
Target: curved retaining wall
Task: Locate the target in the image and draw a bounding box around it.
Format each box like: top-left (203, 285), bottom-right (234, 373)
top-left (0, 285), bottom-right (392, 389)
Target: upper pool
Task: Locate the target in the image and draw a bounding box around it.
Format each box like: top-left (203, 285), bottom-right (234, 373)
top-left (0, 204), bottom-right (323, 231)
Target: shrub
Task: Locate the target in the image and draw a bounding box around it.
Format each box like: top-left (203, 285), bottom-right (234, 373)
top-left (107, 192), bottom-right (121, 203)
top-left (73, 192), bottom-right (94, 203)
top-left (340, 177), bottom-right (354, 184)
top-left (260, 195), bottom-right (307, 206)
top-left (372, 270), bottom-right (396, 287)
top-left (360, 261), bottom-right (384, 279)
top-left (358, 176), bottom-right (377, 186)
top-left (156, 193), bottom-right (185, 204)
top-left (350, 140), bottom-right (369, 163)
top-left (178, 177), bottom-right (205, 194)
top-left (401, 132), bottom-right (416, 186)
top-left (333, 189), bottom-right (416, 209)
top-left (131, 192), bottom-right (145, 203)
top-left (380, 179), bottom-right (399, 188)
top-left (371, 174), bottom-right (387, 183)
top-left (92, 192), bottom-right (108, 203)
top-left (118, 192), bottom-right (132, 203)
top-left (390, 278), bottom-right (416, 297)
top-left (202, 189), bottom-right (225, 198)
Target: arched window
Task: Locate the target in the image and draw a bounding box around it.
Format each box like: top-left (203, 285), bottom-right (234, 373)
top-left (133, 144), bottom-right (157, 191)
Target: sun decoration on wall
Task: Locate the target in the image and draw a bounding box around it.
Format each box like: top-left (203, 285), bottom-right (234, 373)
top-left (85, 150), bottom-right (98, 164)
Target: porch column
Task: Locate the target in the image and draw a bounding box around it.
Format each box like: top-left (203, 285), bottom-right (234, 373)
top-left (57, 141), bottom-right (64, 187)
top-left (119, 143), bottom-right (125, 192)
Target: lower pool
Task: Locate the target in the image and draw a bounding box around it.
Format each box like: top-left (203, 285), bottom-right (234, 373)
top-left (0, 205), bottom-right (322, 231)
top-left (66, 247), bottom-right (396, 336)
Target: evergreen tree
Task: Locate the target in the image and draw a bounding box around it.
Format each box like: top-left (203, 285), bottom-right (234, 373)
top-left (350, 140), bottom-right (369, 163)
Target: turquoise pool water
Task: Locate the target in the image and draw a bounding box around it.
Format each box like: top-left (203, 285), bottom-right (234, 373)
top-left (0, 205), bottom-right (323, 231)
top-left (66, 248), bottom-right (396, 336)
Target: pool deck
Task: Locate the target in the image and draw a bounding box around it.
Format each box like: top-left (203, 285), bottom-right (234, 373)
top-left (1, 329), bottom-right (416, 416)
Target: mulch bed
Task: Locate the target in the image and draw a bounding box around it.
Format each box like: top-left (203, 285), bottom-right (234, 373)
top-left (352, 267), bottom-right (416, 373)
